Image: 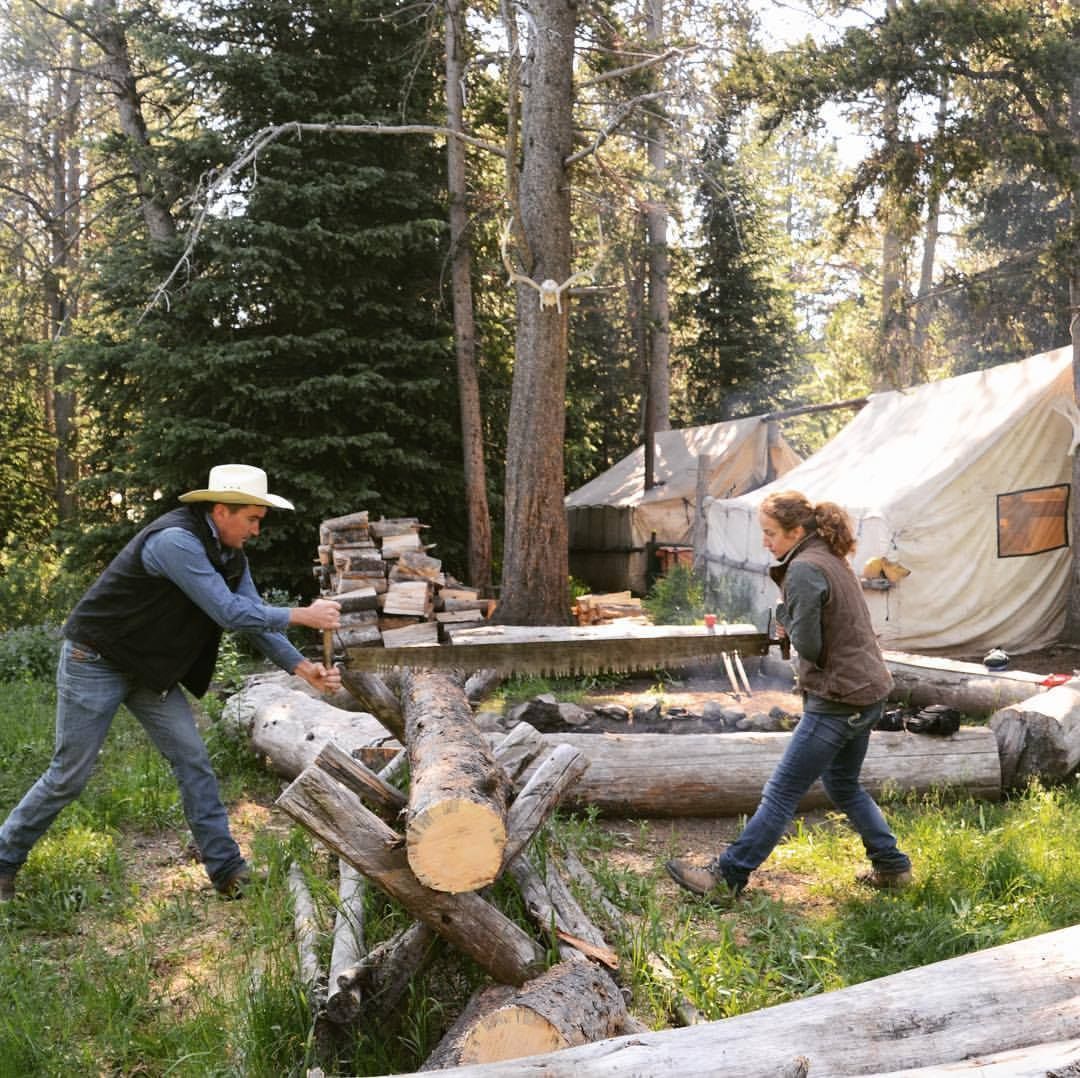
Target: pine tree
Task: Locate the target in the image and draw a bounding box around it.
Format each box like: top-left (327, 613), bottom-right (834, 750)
top-left (75, 0), bottom-right (459, 591)
top-left (683, 123), bottom-right (799, 422)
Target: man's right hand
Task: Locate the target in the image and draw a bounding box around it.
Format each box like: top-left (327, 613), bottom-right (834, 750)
top-left (289, 598), bottom-right (341, 630)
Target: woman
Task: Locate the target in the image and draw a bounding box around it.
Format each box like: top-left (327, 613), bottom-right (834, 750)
top-left (666, 490), bottom-right (912, 899)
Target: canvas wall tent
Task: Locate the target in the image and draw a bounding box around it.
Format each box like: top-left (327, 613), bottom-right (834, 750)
top-left (703, 345), bottom-right (1077, 656)
top-left (565, 416), bottom-right (802, 594)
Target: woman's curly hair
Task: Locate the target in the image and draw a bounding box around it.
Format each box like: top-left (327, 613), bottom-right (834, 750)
top-left (760, 490), bottom-right (856, 558)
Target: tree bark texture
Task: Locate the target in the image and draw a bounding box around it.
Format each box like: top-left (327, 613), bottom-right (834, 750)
top-left (511, 728), bottom-right (1001, 816)
top-left (401, 669), bottom-right (511, 892)
top-left (496, 0), bottom-right (576, 625)
top-left (370, 922), bottom-right (1080, 1077)
top-left (276, 765), bottom-right (546, 986)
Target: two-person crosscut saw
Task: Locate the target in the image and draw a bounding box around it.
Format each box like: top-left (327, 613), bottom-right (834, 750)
top-left (342, 623), bottom-right (781, 678)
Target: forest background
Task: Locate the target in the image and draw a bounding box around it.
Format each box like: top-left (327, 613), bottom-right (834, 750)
top-left (2, 0), bottom-right (1078, 631)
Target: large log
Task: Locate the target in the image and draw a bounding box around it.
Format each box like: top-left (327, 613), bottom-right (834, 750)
top-left (421, 960), bottom-right (627, 1070)
top-left (277, 765), bottom-right (546, 986)
top-left (340, 669), bottom-right (407, 742)
top-left (371, 922), bottom-right (1080, 1078)
top-left (510, 728), bottom-right (1001, 816)
top-left (989, 680), bottom-right (1080, 789)
top-left (325, 858), bottom-right (366, 1025)
top-left (220, 678), bottom-right (398, 778)
top-left (401, 669), bottom-right (511, 893)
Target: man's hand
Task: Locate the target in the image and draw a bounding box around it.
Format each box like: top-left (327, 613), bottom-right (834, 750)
top-left (294, 659), bottom-right (342, 695)
top-left (289, 597), bottom-right (341, 630)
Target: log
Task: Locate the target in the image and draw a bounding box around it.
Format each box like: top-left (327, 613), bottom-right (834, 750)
top-left (370, 922), bottom-right (1080, 1077)
top-left (511, 728), bottom-right (1001, 816)
top-left (402, 669), bottom-right (511, 893)
top-left (882, 650), bottom-right (1050, 715)
top-left (316, 740), bottom-right (408, 818)
top-left (276, 765), bottom-right (546, 986)
top-left (220, 678), bottom-right (398, 779)
top-left (867, 1037), bottom-right (1080, 1076)
top-left (325, 858), bottom-right (366, 1025)
top-left (319, 510), bottom-right (370, 545)
top-left (421, 960), bottom-right (627, 1070)
top-left (340, 669), bottom-right (407, 742)
top-left (287, 862), bottom-right (323, 993)
top-left (989, 680), bottom-right (1080, 788)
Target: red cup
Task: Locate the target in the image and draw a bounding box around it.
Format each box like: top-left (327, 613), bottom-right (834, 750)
top-left (704, 613), bottom-right (717, 628)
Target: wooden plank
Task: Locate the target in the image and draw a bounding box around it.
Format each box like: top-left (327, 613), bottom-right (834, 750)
top-left (382, 621), bottom-right (439, 648)
top-left (383, 580), bottom-right (431, 617)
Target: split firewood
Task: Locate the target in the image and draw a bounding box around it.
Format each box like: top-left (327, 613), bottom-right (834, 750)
top-left (324, 859), bottom-right (366, 1025)
top-left (319, 511), bottom-right (371, 546)
top-left (381, 532), bottom-right (424, 559)
top-left (276, 765), bottom-right (546, 986)
top-left (401, 669), bottom-right (511, 893)
top-left (383, 580), bottom-right (432, 618)
top-left (370, 517), bottom-right (422, 539)
top-left (382, 621), bottom-right (439, 648)
top-left (420, 960), bottom-right (627, 1070)
top-left (390, 549), bottom-right (445, 586)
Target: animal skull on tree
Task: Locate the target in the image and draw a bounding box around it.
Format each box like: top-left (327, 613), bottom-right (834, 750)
top-left (499, 218), bottom-right (603, 313)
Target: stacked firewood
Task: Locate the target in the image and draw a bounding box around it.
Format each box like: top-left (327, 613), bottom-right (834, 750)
top-left (315, 511), bottom-right (495, 652)
top-left (571, 590), bottom-right (649, 626)
top-left (275, 669), bottom-right (638, 1069)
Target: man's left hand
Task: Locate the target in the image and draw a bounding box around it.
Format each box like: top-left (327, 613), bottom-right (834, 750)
top-left (294, 659), bottom-right (342, 695)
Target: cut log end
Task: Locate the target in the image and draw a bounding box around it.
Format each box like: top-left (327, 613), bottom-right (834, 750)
top-left (459, 1008), bottom-right (570, 1064)
top-left (407, 800), bottom-right (507, 892)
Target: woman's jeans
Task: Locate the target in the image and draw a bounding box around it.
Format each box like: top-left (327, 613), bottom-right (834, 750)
top-left (717, 700), bottom-right (911, 887)
top-left (0, 639), bottom-right (247, 889)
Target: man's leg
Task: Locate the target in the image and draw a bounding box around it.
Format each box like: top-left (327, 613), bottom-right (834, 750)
top-left (0, 640), bottom-right (125, 878)
top-left (125, 684), bottom-right (247, 891)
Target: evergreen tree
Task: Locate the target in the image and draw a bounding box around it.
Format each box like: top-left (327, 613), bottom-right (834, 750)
top-left (682, 123), bottom-right (799, 422)
top-left (75, 0), bottom-right (458, 592)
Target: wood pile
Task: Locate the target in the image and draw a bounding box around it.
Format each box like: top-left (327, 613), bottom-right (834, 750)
top-left (272, 669), bottom-right (637, 1069)
top-left (571, 590), bottom-right (649, 626)
top-left (315, 511), bottom-right (496, 655)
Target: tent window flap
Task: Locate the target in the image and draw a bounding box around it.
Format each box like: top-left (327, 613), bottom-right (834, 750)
top-left (997, 484), bottom-right (1070, 557)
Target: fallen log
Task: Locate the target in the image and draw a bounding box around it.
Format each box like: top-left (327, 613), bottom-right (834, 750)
top-left (510, 728), bottom-right (1001, 816)
top-left (220, 678), bottom-right (398, 778)
top-left (276, 765), bottom-right (546, 987)
top-left (421, 960), bottom-right (627, 1070)
top-left (865, 1036), bottom-right (1080, 1076)
top-left (287, 862), bottom-right (323, 994)
top-left (989, 679), bottom-right (1080, 789)
top-left (370, 921), bottom-right (1080, 1077)
top-left (325, 859), bottom-right (366, 1025)
top-left (401, 669), bottom-right (511, 893)
top-left (316, 741), bottom-right (408, 819)
top-left (340, 670), bottom-right (407, 742)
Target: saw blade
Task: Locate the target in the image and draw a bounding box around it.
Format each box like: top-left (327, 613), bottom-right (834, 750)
top-left (343, 627), bottom-right (772, 677)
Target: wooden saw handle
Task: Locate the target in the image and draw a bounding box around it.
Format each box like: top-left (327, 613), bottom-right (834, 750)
top-left (323, 628), bottom-right (334, 668)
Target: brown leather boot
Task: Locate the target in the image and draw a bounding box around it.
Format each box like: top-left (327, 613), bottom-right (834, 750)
top-left (856, 866), bottom-right (912, 890)
top-left (666, 858), bottom-right (744, 899)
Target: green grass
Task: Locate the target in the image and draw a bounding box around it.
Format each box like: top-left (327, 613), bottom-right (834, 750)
top-left (6, 671), bottom-right (1080, 1074)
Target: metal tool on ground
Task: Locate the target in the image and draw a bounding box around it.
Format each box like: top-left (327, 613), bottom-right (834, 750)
top-left (343, 623), bottom-right (782, 678)
top-left (733, 651), bottom-right (754, 697)
top-left (720, 651), bottom-right (741, 698)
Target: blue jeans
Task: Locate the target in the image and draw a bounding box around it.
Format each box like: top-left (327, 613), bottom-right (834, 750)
top-left (0, 639), bottom-right (247, 890)
top-left (717, 700), bottom-right (911, 888)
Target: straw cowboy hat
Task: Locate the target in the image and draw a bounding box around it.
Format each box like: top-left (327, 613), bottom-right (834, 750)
top-left (178, 464), bottom-right (294, 510)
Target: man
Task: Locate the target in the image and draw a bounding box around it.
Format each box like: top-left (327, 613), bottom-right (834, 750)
top-left (0, 464), bottom-right (342, 901)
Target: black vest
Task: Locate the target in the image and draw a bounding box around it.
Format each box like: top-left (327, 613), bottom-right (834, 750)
top-left (64, 506), bottom-right (247, 696)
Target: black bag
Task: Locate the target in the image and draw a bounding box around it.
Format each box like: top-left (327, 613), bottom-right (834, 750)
top-left (905, 703), bottom-right (961, 736)
top-left (876, 707), bottom-right (907, 731)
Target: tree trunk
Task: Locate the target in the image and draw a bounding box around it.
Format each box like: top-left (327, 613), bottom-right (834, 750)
top-left (445, 0), bottom-right (493, 595)
top-left (495, 0), bottom-right (576, 625)
top-left (276, 765), bottom-right (546, 986)
top-left (1064, 70), bottom-right (1080, 643)
top-left (422, 960), bottom-right (627, 1069)
top-left (372, 922), bottom-right (1080, 1077)
top-left (401, 669), bottom-right (511, 893)
top-left (989, 680), bottom-right (1080, 789)
top-left (324, 859), bottom-right (366, 1025)
top-left (512, 728), bottom-right (1001, 816)
top-left (911, 81), bottom-right (948, 363)
top-left (220, 678), bottom-right (399, 777)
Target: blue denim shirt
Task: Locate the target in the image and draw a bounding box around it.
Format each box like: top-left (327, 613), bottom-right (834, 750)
top-left (141, 519), bottom-right (305, 674)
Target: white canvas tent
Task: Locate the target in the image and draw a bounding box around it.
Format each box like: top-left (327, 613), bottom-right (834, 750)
top-left (704, 346), bottom-right (1077, 655)
top-left (566, 416), bottom-right (801, 594)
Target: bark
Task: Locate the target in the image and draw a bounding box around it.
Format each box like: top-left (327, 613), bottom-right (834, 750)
top-left (340, 669), bottom-right (407, 742)
top-left (989, 680), bottom-right (1080, 789)
top-left (421, 960), bottom-right (627, 1070)
top-left (370, 922), bottom-right (1080, 1077)
top-left (324, 858), bottom-right (366, 1025)
top-left (287, 862), bottom-right (323, 993)
top-left (495, 0), bottom-right (576, 625)
top-left (276, 765), bottom-right (546, 986)
top-left (316, 740), bottom-right (408, 819)
top-left (402, 669), bottom-right (511, 892)
top-left (511, 728), bottom-right (1001, 816)
top-left (220, 678), bottom-right (399, 778)
top-left (445, 0), bottom-right (493, 594)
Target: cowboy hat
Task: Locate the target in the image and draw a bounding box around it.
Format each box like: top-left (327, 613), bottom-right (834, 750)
top-left (178, 464), bottom-right (294, 510)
